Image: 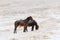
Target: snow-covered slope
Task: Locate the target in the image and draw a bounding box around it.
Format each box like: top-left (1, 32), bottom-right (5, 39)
top-left (0, 0), bottom-right (60, 40)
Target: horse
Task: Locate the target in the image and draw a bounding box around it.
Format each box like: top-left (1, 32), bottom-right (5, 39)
top-left (26, 20), bottom-right (39, 31)
top-left (14, 16), bottom-right (33, 33)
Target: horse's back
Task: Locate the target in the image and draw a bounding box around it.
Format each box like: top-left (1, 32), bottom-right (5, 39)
top-left (15, 19), bottom-right (25, 24)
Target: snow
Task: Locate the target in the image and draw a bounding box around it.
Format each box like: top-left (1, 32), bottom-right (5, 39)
top-left (0, 0), bottom-right (60, 40)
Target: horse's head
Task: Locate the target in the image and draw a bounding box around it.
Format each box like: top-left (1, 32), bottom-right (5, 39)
top-left (26, 16), bottom-right (33, 22)
top-left (35, 24), bottom-right (39, 30)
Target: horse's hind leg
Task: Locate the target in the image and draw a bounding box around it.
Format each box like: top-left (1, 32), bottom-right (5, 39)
top-left (14, 24), bottom-right (18, 33)
top-left (31, 25), bottom-right (34, 31)
top-left (14, 27), bottom-right (17, 33)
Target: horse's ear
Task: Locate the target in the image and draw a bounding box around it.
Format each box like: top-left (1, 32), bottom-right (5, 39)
top-left (29, 16), bottom-right (32, 18)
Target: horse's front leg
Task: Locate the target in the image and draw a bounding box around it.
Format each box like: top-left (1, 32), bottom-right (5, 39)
top-left (23, 24), bottom-right (27, 32)
top-left (26, 27), bottom-right (28, 32)
top-left (31, 25), bottom-right (34, 31)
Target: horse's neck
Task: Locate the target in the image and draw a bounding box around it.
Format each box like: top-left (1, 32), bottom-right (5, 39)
top-left (25, 19), bottom-right (30, 22)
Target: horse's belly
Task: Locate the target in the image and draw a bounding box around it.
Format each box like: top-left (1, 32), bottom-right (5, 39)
top-left (19, 23), bottom-right (25, 26)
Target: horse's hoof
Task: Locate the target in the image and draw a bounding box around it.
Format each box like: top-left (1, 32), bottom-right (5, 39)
top-left (14, 32), bottom-right (16, 34)
top-left (23, 31), bottom-right (26, 32)
top-left (14, 32), bottom-right (17, 33)
top-left (31, 30), bottom-right (34, 31)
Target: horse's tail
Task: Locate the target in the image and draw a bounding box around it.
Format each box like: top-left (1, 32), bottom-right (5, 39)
top-left (34, 21), bottom-right (39, 30)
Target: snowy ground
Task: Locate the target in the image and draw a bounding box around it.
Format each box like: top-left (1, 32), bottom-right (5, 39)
top-left (0, 0), bottom-right (60, 40)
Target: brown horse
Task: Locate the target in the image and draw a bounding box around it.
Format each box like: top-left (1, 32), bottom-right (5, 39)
top-left (14, 16), bottom-right (33, 33)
